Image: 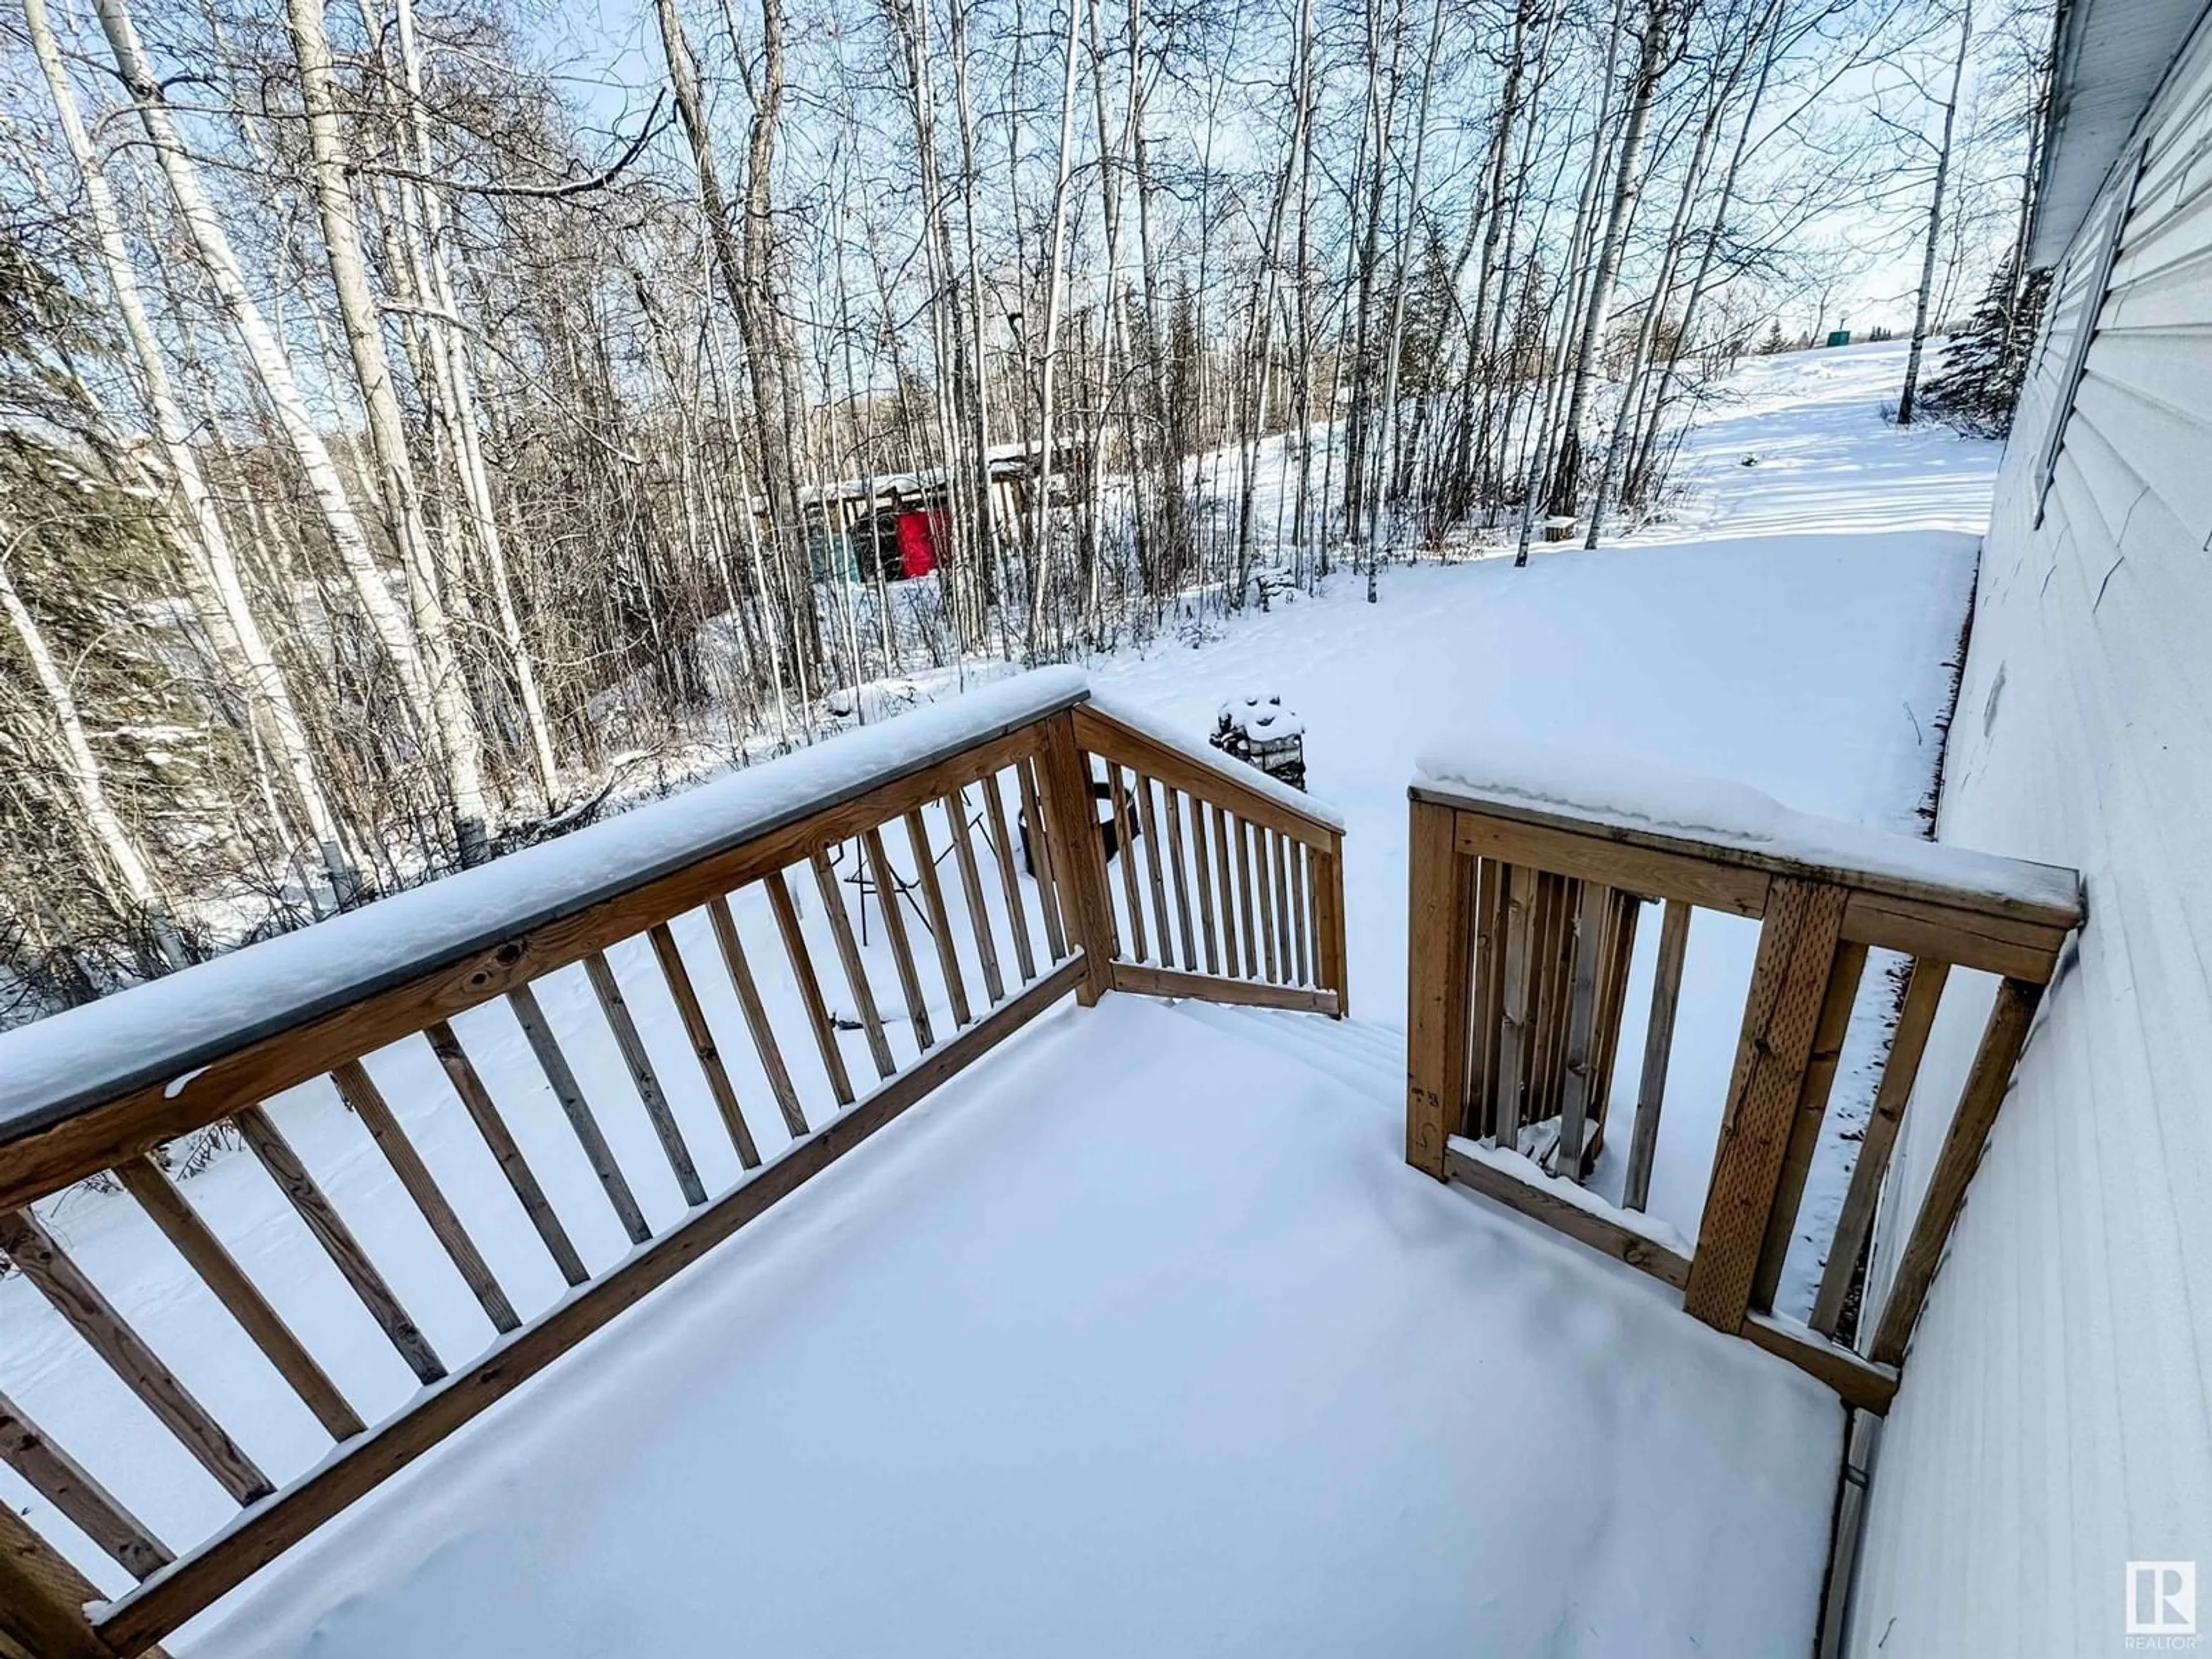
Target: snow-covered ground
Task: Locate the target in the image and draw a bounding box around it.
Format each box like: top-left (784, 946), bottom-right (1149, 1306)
top-left (175, 998), bottom-right (1843, 1658)
top-left (0, 340), bottom-right (1998, 1654)
top-left (1095, 340), bottom-right (1997, 1293)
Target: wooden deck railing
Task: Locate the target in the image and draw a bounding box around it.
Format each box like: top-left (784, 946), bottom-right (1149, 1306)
top-left (1071, 700), bottom-right (1348, 1020)
top-left (1404, 770), bottom-right (2081, 1415)
top-left (0, 673), bottom-right (1345, 1659)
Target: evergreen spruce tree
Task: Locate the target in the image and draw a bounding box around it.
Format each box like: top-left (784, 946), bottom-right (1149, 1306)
top-left (1921, 261), bottom-right (2052, 437)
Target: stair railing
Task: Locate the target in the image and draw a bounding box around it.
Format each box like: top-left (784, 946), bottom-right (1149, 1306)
top-left (1404, 764), bottom-right (2081, 1412)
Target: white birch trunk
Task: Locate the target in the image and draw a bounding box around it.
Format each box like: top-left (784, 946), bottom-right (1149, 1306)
top-left (1899, 3), bottom-right (1973, 426)
top-left (24, 0), bottom-right (360, 906)
top-left (0, 554), bottom-right (188, 967)
top-left (283, 0), bottom-right (492, 861)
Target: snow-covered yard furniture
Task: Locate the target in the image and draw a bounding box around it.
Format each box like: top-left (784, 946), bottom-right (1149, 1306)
top-left (1211, 692), bottom-right (1306, 793)
top-left (1403, 751), bottom-right (2081, 1413)
top-left (0, 671), bottom-right (1346, 1659)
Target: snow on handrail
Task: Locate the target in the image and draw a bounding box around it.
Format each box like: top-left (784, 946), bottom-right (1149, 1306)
top-left (1412, 738), bottom-right (2080, 922)
top-left (0, 669), bottom-right (1089, 1145)
top-left (1085, 691), bottom-right (1346, 835)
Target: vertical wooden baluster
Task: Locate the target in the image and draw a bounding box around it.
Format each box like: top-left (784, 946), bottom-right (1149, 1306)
top-left (1467, 859), bottom-right (1505, 1139)
top-left (1812, 957), bottom-right (1950, 1337)
top-left (1551, 879), bottom-right (1585, 1119)
top-left (1162, 787), bottom-right (1198, 969)
top-left (1586, 891), bottom-right (1642, 1131)
top-left (1233, 815), bottom-right (1260, 977)
top-left (765, 869), bottom-right (858, 1107)
top-left (1289, 839), bottom-right (1310, 986)
top-left (0, 1502), bottom-right (109, 1659)
top-left (583, 949), bottom-right (707, 1206)
top-left (1554, 883), bottom-right (1613, 1182)
top-left (1520, 874), bottom-right (1554, 1124)
top-left (1529, 876), bottom-right (1573, 1122)
top-left (980, 768), bottom-right (1037, 983)
top-left (1271, 831), bottom-right (1296, 982)
top-left (1274, 836), bottom-right (1291, 982)
top-left (1867, 976), bottom-right (2043, 1365)
top-left (944, 786), bottom-right (1006, 1005)
top-left (708, 895), bottom-right (809, 1139)
top-left (232, 1103), bottom-right (450, 1381)
top-left (331, 1060), bottom-right (521, 1332)
top-left (647, 920), bottom-right (762, 1169)
top-left (1211, 803), bottom-right (1240, 978)
top-left (1551, 878), bottom-right (1583, 1120)
top-left (1189, 796), bottom-right (1221, 975)
top-left (1251, 823), bottom-right (1280, 983)
top-left (863, 824), bottom-right (937, 1052)
top-left (0, 1208), bottom-right (274, 1502)
top-left (1751, 940), bottom-right (1870, 1312)
top-left (1274, 827), bottom-right (1291, 982)
top-left (1495, 863), bottom-right (1539, 1152)
top-left (115, 1157), bottom-right (363, 1440)
top-left (508, 983), bottom-right (654, 1245)
top-left (1405, 800), bottom-right (1475, 1178)
top-left (902, 808), bottom-right (973, 1028)
top-left (0, 1386), bottom-right (173, 1578)
top-left (1683, 877), bottom-right (1849, 1332)
top-left (810, 847), bottom-right (899, 1080)
top-left (427, 1020), bottom-right (590, 1285)
top-left (1106, 766), bottom-right (1147, 962)
top-left (1016, 756), bottom-right (1070, 960)
top-left (1622, 900), bottom-right (1692, 1213)
top-left (1133, 774), bottom-right (1175, 968)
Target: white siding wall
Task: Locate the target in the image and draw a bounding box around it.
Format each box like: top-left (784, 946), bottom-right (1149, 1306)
top-left (1846, 18), bottom-right (2212, 1656)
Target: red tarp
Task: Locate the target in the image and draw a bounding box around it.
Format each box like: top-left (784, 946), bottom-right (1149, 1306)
top-left (896, 510), bottom-right (940, 579)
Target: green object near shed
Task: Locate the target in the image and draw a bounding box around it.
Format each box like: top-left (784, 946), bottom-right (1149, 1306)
top-left (1826, 329), bottom-right (1851, 347)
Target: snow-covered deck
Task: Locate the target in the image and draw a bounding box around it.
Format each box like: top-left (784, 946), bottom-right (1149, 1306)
top-left (176, 994), bottom-right (1842, 1658)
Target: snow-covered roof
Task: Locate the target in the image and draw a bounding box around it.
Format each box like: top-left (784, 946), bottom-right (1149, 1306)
top-left (2030, 0), bottom-right (2208, 264)
top-left (0, 669), bottom-right (1090, 1146)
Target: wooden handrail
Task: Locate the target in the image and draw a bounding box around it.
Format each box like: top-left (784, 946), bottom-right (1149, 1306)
top-left (1071, 703), bottom-right (1348, 1017)
top-left (0, 676), bottom-right (1351, 1657)
top-left (1406, 771), bottom-right (2080, 1415)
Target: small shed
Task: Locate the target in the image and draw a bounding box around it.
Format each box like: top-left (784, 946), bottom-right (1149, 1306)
top-left (791, 440), bottom-right (1081, 585)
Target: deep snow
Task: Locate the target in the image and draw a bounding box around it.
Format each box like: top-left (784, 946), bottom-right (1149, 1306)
top-left (0, 340), bottom-right (1997, 1652)
top-left (172, 998), bottom-right (1843, 1659)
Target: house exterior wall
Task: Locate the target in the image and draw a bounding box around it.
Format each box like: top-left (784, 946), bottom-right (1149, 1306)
top-left (1846, 14), bottom-right (2212, 1655)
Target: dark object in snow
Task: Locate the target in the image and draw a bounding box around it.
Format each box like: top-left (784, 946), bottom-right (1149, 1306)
top-left (1247, 562), bottom-right (1295, 611)
top-left (1740, 454), bottom-right (1759, 467)
top-left (1020, 774), bottom-right (1128, 876)
top-left (1211, 694), bottom-right (1307, 792)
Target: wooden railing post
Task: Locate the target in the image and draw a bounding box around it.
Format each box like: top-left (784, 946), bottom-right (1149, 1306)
top-left (0, 1502), bottom-right (110, 1659)
top-left (1681, 876), bottom-right (1848, 1331)
top-left (1312, 834), bottom-right (1349, 1016)
top-left (1039, 711), bottom-right (1118, 1006)
top-left (1406, 799), bottom-right (1474, 1179)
